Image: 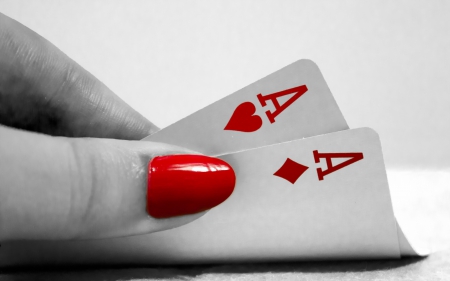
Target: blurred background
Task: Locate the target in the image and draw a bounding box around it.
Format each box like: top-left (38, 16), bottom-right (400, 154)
top-left (0, 0), bottom-right (449, 169)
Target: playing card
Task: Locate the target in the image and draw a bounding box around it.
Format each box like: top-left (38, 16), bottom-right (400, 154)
top-left (143, 59), bottom-right (349, 155)
top-left (135, 127), bottom-right (400, 262)
top-left (1, 128), bottom-right (401, 264)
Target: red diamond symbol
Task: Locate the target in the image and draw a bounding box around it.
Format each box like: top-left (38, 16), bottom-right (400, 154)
top-left (273, 158), bottom-right (309, 184)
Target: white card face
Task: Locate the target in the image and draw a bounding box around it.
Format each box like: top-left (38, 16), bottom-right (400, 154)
top-left (137, 128), bottom-right (399, 262)
top-left (0, 128), bottom-right (400, 265)
top-left (143, 59), bottom-right (348, 155)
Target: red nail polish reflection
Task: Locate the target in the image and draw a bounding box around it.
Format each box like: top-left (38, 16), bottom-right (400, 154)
top-left (147, 155), bottom-right (236, 218)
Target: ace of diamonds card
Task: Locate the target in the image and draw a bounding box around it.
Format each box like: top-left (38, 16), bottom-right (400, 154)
top-left (124, 128), bottom-right (400, 262)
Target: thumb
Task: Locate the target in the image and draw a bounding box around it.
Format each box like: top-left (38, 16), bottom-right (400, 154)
top-left (0, 125), bottom-right (235, 241)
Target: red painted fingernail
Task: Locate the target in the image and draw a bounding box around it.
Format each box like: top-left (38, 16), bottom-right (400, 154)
top-left (147, 155), bottom-right (236, 218)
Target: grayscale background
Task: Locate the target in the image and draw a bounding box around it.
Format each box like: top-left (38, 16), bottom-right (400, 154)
top-left (1, 0), bottom-right (449, 169)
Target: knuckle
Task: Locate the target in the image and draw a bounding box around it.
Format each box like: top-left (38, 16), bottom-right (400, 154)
top-left (66, 138), bottom-right (101, 238)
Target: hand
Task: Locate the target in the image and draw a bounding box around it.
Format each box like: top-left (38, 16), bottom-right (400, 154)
top-left (0, 13), bottom-right (235, 241)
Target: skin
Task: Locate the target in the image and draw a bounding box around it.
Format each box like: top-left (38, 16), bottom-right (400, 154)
top-left (0, 13), bottom-right (204, 241)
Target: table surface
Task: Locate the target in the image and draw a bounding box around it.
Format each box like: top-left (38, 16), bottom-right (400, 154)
top-left (0, 251), bottom-right (449, 281)
top-left (0, 170), bottom-right (449, 280)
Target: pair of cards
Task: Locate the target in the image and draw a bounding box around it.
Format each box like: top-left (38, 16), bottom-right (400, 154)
top-left (0, 60), bottom-right (422, 265)
top-left (139, 59), bottom-right (406, 262)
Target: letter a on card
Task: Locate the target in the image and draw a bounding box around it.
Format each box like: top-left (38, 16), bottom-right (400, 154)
top-left (257, 85), bottom-right (308, 123)
top-left (313, 150), bottom-right (364, 181)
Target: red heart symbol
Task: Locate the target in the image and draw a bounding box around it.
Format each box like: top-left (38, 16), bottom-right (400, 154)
top-left (224, 102), bottom-right (263, 133)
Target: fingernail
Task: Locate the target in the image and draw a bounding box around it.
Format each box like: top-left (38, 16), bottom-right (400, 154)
top-left (147, 155), bottom-right (236, 218)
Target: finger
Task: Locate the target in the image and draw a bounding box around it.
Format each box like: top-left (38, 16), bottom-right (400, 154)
top-left (0, 13), bottom-right (157, 139)
top-left (0, 126), bottom-right (235, 241)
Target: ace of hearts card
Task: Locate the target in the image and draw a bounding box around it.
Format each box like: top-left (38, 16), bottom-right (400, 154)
top-left (143, 59), bottom-right (349, 155)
